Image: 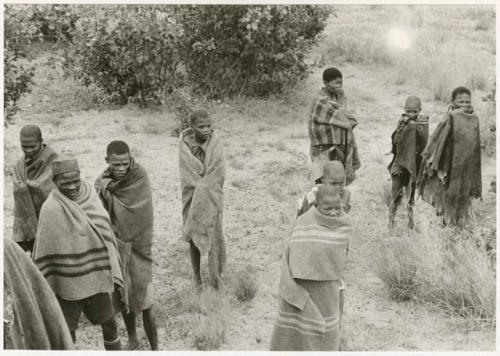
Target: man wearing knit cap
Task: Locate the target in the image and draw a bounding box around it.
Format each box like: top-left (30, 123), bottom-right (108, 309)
top-left (388, 95), bottom-right (429, 228)
top-left (32, 159), bottom-right (125, 350)
top-left (308, 67), bottom-right (361, 186)
top-left (12, 125), bottom-right (58, 253)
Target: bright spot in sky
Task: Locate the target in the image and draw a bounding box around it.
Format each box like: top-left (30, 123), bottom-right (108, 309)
top-left (386, 27), bottom-right (411, 50)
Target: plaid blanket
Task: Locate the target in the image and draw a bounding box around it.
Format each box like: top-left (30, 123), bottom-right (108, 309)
top-left (4, 237), bottom-right (74, 350)
top-left (270, 207), bottom-right (351, 351)
top-left (95, 159), bottom-right (154, 313)
top-left (12, 144), bottom-right (58, 243)
top-left (179, 128), bottom-right (226, 284)
top-left (417, 109), bottom-right (482, 226)
top-left (32, 181), bottom-right (124, 301)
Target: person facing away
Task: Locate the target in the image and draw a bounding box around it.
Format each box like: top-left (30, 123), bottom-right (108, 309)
top-left (179, 109), bottom-right (226, 289)
top-left (95, 140), bottom-right (158, 350)
top-left (417, 86), bottom-right (482, 227)
top-left (270, 185), bottom-right (351, 351)
top-left (308, 67), bottom-right (361, 186)
top-left (387, 96), bottom-right (429, 229)
top-left (32, 159), bottom-right (125, 350)
top-left (12, 125), bottom-right (58, 253)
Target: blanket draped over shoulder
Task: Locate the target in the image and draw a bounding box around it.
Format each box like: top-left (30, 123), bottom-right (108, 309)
top-left (32, 181), bottom-right (124, 301)
top-left (12, 145), bottom-right (58, 243)
top-left (95, 159), bottom-right (154, 313)
top-left (179, 129), bottom-right (226, 283)
top-left (417, 110), bottom-right (482, 226)
top-left (308, 95), bottom-right (361, 185)
top-left (4, 238), bottom-right (74, 350)
top-left (388, 114), bottom-right (429, 181)
top-left (270, 207), bottom-right (351, 351)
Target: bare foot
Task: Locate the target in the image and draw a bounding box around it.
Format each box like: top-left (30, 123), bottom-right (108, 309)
top-left (126, 340), bottom-right (140, 350)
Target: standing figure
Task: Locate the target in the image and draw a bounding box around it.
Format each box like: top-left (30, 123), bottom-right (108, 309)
top-left (270, 185), bottom-right (351, 351)
top-left (308, 67), bottom-right (361, 185)
top-left (32, 159), bottom-right (125, 350)
top-left (388, 96), bottom-right (429, 228)
top-left (95, 141), bottom-right (158, 350)
top-left (417, 86), bottom-right (482, 227)
top-left (12, 125), bottom-right (58, 253)
top-left (179, 110), bottom-right (226, 289)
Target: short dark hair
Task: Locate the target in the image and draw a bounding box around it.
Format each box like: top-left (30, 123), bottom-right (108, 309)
top-left (323, 67), bottom-right (342, 82)
top-left (20, 124), bottom-right (42, 141)
top-left (451, 86), bottom-right (471, 101)
top-left (190, 109), bottom-right (209, 125)
top-left (106, 140), bottom-right (130, 156)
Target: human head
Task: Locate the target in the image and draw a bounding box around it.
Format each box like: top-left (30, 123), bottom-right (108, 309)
top-left (20, 125), bottom-right (43, 160)
top-left (316, 185), bottom-right (343, 217)
top-left (404, 96), bottom-right (422, 120)
top-left (451, 86), bottom-right (472, 111)
top-left (190, 109), bottom-right (212, 143)
top-left (323, 67), bottom-right (343, 96)
top-left (52, 159), bottom-right (81, 200)
top-left (105, 140), bottom-right (131, 180)
top-left (322, 161), bottom-right (345, 187)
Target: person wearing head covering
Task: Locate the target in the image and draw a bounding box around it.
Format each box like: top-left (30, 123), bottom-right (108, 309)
top-left (32, 159), bottom-right (125, 350)
top-left (179, 109), bottom-right (226, 289)
top-left (417, 86), bottom-right (482, 227)
top-left (12, 125), bottom-right (58, 253)
top-left (388, 96), bottom-right (429, 228)
top-left (308, 67), bottom-right (361, 186)
top-left (95, 140), bottom-right (158, 350)
top-left (4, 237), bottom-right (74, 350)
top-left (270, 185), bottom-right (351, 351)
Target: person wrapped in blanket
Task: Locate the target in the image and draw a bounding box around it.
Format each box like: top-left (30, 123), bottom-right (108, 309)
top-left (308, 67), bottom-right (361, 185)
top-left (387, 96), bottom-right (429, 229)
top-left (270, 185), bottom-right (351, 351)
top-left (32, 159), bottom-right (125, 350)
top-left (12, 125), bottom-right (58, 253)
top-left (417, 86), bottom-right (482, 227)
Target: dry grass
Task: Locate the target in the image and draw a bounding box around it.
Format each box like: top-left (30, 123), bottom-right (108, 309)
top-left (229, 158), bottom-right (244, 170)
top-left (231, 267), bottom-right (258, 302)
top-left (231, 178), bottom-right (251, 189)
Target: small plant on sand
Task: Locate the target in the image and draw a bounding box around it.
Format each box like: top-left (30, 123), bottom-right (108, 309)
top-left (231, 267), bottom-right (258, 302)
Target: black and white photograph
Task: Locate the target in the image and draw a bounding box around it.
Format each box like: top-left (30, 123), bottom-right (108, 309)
top-left (2, 2), bottom-right (497, 352)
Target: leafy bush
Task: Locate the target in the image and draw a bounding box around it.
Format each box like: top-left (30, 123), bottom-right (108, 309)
top-left (65, 5), bottom-right (184, 106)
top-left (177, 5), bottom-right (332, 98)
top-left (28, 5), bottom-right (81, 43)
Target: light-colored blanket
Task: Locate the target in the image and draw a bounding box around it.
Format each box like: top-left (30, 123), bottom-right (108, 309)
top-left (95, 159), bottom-right (154, 312)
top-left (32, 181), bottom-right (124, 301)
top-left (179, 129), bottom-right (226, 284)
top-left (270, 207), bottom-right (351, 351)
top-left (4, 237), bottom-right (74, 350)
top-left (12, 144), bottom-right (58, 242)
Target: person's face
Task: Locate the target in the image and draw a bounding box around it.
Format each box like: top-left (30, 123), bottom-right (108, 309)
top-left (322, 177), bottom-right (344, 188)
top-left (404, 106), bottom-right (421, 120)
top-left (452, 93), bottom-right (472, 110)
top-left (192, 116), bottom-right (212, 142)
top-left (105, 153), bottom-right (131, 180)
top-left (317, 194), bottom-right (342, 217)
top-left (20, 136), bottom-right (42, 160)
top-left (324, 77), bottom-right (343, 96)
top-left (54, 171), bottom-right (81, 200)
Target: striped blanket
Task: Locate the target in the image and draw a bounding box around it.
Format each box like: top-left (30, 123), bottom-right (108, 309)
top-left (4, 238), bottom-right (74, 350)
top-left (32, 181), bottom-right (124, 301)
top-left (95, 159), bottom-right (154, 313)
top-left (179, 129), bottom-right (226, 284)
top-left (270, 206), bottom-right (351, 351)
top-left (12, 144), bottom-right (58, 243)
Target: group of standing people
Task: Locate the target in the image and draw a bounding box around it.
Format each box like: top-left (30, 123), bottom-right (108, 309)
top-left (5, 65), bottom-right (483, 351)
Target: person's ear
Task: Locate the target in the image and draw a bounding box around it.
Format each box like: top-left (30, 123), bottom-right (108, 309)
top-left (105, 156), bottom-right (109, 164)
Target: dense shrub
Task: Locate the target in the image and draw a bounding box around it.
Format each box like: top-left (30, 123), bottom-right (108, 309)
top-left (28, 5), bottom-right (81, 43)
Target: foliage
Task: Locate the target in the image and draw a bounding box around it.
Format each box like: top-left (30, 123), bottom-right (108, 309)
top-left (231, 268), bottom-right (258, 302)
top-left (65, 5), bottom-right (184, 107)
top-left (28, 5), bottom-right (81, 43)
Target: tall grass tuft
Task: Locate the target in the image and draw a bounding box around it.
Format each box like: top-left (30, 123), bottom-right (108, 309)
top-left (231, 267), bottom-right (258, 302)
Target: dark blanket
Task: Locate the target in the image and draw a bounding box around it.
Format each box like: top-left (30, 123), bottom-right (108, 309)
top-left (12, 145), bottom-right (58, 243)
top-left (95, 159), bottom-right (154, 313)
top-left (417, 109), bottom-right (482, 226)
top-left (4, 238), bottom-right (74, 350)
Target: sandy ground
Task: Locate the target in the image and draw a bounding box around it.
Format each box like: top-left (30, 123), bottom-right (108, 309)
top-left (3, 7), bottom-right (495, 352)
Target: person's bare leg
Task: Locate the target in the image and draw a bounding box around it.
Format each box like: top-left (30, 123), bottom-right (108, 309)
top-left (189, 241), bottom-right (202, 288)
top-left (70, 330), bottom-right (76, 343)
top-left (143, 306), bottom-right (158, 350)
top-left (408, 182), bottom-right (416, 229)
top-left (122, 310), bottom-right (139, 350)
top-left (389, 176), bottom-right (403, 228)
top-left (102, 316), bottom-right (121, 351)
